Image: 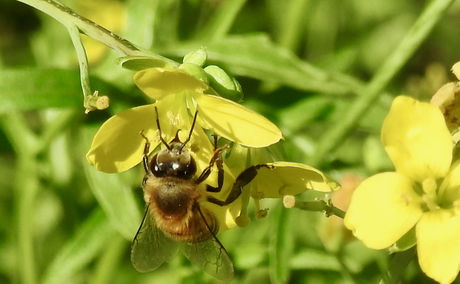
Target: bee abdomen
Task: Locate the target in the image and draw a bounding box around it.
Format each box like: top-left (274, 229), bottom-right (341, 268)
top-left (160, 207), bottom-right (218, 243)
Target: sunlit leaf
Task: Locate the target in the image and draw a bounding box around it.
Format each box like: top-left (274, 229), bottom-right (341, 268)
top-left (42, 210), bottom-right (116, 284)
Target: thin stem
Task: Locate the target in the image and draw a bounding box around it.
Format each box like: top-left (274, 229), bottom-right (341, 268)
top-left (292, 199), bottom-right (345, 218)
top-left (16, 0), bottom-right (139, 56)
top-left (16, 0), bottom-right (177, 65)
top-left (197, 0), bottom-right (247, 41)
top-left (310, 0), bottom-right (455, 166)
top-left (90, 235), bottom-right (126, 284)
top-left (379, 248), bottom-right (416, 284)
top-left (67, 25), bottom-right (92, 106)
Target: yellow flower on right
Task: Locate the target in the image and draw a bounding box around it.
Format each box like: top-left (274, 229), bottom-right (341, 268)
top-left (345, 96), bottom-right (460, 284)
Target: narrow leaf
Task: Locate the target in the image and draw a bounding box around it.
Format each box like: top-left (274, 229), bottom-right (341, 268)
top-left (42, 210), bottom-right (116, 284)
top-left (82, 127), bottom-right (141, 239)
top-left (163, 34), bottom-right (353, 94)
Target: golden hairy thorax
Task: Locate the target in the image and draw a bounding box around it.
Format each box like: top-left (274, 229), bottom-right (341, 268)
top-left (144, 176), bottom-right (218, 243)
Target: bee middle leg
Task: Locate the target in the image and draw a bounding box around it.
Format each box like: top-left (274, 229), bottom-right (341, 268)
top-left (207, 164), bottom-right (272, 206)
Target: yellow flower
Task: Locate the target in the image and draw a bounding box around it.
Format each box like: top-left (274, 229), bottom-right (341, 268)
top-left (344, 96), bottom-right (460, 284)
top-left (223, 144), bottom-right (340, 225)
top-left (88, 67), bottom-right (282, 172)
top-left (430, 61), bottom-right (460, 133)
top-left (86, 66), bottom-right (283, 230)
top-left (133, 67), bottom-right (282, 148)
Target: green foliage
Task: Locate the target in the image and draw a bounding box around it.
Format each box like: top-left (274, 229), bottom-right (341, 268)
top-left (1, 0), bottom-right (459, 283)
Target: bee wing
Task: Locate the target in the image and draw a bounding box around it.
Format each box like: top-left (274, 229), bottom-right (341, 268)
top-left (182, 206), bottom-right (234, 280)
top-left (182, 237), bottom-right (234, 281)
top-left (131, 207), bottom-right (179, 272)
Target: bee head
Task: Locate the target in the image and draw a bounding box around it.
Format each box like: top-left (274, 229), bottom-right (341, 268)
top-left (150, 107), bottom-right (199, 179)
top-left (151, 140), bottom-right (197, 179)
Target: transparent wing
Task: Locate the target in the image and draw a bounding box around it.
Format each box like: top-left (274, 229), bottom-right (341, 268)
top-left (182, 237), bottom-right (234, 280)
top-left (131, 207), bottom-right (179, 272)
top-left (182, 208), bottom-right (234, 281)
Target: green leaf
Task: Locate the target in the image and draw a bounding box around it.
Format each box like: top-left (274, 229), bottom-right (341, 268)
top-left (269, 206), bottom-right (294, 284)
top-left (162, 34), bottom-right (354, 94)
top-left (290, 249), bottom-right (341, 271)
top-left (42, 209), bottom-right (116, 284)
top-left (0, 69), bottom-right (81, 112)
top-left (82, 127), bottom-right (141, 240)
top-left (194, 0), bottom-right (247, 41)
top-left (0, 69), bottom-right (115, 113)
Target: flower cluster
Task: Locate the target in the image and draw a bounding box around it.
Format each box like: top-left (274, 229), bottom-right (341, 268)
top-left (87, 52), bottom-right (338, 231)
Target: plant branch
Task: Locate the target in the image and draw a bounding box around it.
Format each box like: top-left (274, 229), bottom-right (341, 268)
top-left (283, 196), bottom-right (345, 218)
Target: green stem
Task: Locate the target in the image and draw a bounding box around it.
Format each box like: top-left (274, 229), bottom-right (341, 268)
top-left (67, 25), bottom-right (92, 103)
top-left (197, 0), bottom-right (247, 41)
top-left (0, 114), bottom-right (39, 284)
top-left (277, 0), bottom-right (309, 50)
top-left (379, 248), bottom-right (416, 284)
top-left (269, 206), bottom-right (293, 284)
top-left (310, 0), bottom-right (455, 166)
top-left (16, 0), bottom-right (140, 56)
top-left (293, 200), bottom-right (345, 218)
top-left (90, 236), bottom-right (126, 284)
top-left (16, 156), bottom-right (39, 284)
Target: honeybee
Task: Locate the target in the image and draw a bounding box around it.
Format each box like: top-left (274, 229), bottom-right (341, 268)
top-left (131, 107), bottom-right (238, 280)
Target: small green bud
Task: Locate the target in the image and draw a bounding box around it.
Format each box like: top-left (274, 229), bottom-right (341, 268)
top-left (204, 65), bottom-right (243, 102)
top-left (179, 63), bottom-right (209, 84)
top-left (183, 47), bottom-right (207, 67)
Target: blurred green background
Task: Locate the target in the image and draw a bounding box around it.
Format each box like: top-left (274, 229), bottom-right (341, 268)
top-left (1, 0), bottom-right (459, 283)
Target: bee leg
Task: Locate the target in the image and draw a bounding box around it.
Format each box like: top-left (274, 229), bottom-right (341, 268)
top-left (205, 149), bottom-right (225, 192)
top-left (139, 130), bottom-right (151, 174)
top-left (195, 135), bottom-right (228, 184)
top-left (195, 145), bottom-right (228, 184)
top-left (207, 164), bottom-right (271, 206)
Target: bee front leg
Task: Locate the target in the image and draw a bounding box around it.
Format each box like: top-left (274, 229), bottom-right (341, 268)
top-left (139, 130), bottom-right (151, 174)
top-left (207, 164), bottom-right (272, 206)
top-left (205, 149), bottom-right (225, 193)
top-left (195, 145), bottom-right (228, 185)
top-left (195, 135), bottom-right (229, 186)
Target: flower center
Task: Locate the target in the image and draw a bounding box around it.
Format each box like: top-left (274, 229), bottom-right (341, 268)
top-left (417, 177), bottom-right (460, 211)
top-left (420, 178), bottom-right (441, 211)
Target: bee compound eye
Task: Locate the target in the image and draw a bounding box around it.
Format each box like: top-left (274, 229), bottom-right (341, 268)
top-left (180, 158), bottom-right (197, 179)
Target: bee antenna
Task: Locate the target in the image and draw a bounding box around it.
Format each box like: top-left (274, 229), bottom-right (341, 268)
top-left (155, 106), bottom-right (171, 150)
top-left (180, 109), bottom-right (198, 151)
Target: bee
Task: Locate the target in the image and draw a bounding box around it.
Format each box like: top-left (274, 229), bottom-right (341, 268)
top-left (131, 107), bottom-right (241, 280)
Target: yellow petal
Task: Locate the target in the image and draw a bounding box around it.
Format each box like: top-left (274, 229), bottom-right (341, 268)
top-left (417, 211), bottom-right (460, 284)
top-left (439, 161), bottom-right (460, 205)
top-left (344, 172), bottom-right (422, 249)
top-left (87, 94), bottom-right (192, 173)
top-left (194, 94), bottom-right (282, 147)
top-left (133, 68), bottom-right (208, 100)
top-left (86, 104), bottom-right (160, 173)
top-left (382, 96), bottom-right (452, 182)
top-left (247, 162), bottom-right (339, 199)
top-left (202, 166), bottom-right (242, 231)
